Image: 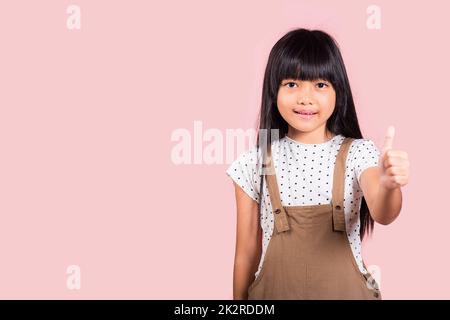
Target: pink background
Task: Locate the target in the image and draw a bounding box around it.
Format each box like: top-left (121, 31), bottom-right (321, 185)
top-left (0, 0), bottom-right (447, 299)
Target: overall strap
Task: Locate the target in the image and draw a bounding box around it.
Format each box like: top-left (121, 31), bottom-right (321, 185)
top-left (331, 137), bottom-right (354, 232)
top-left (265, 145), bottom-right (290, 233)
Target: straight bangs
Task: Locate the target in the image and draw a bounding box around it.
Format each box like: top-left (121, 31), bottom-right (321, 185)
top-left (269, 34), bottom-right (339, 95)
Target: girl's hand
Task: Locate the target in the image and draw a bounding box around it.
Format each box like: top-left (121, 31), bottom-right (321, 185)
top-left (378, 126), bottom-right (410, 190)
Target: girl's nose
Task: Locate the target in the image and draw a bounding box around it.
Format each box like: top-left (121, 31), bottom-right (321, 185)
top-left (296, 83), bottom-right (314, 105)
top-left (297, 94), bottom-right (313, 105)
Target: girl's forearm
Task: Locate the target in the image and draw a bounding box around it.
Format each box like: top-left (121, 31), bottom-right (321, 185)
top-left (233, 250), bottom-right (261, 300)
top-left (371, 185), bottom-right (402, 225)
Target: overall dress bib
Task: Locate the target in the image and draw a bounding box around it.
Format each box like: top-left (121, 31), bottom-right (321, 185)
top-left (248, 137), bottom-right (382, 300)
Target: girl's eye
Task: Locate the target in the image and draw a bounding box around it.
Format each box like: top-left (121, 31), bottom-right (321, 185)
top-left (316, 82), bottom-right (329, 89)
top-left (284, 82), bottom-right (298, 88)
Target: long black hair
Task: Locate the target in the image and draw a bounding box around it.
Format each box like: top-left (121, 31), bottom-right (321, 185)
top-left (255, 28), bottom-right (374, 241)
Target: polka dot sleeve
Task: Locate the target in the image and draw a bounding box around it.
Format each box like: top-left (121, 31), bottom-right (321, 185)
top-left (226, 147), bottom-right (261, 203)
top-left (353, 139), bottom-right (381, 185)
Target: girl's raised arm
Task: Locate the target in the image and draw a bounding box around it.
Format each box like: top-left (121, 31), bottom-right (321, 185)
top-left (360, 126), bottom-right (409, 225)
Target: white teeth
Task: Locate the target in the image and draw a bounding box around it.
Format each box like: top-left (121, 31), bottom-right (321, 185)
top-left (295, 110), bottom-right (316, 115)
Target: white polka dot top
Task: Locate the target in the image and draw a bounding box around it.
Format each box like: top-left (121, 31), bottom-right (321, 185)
top-left (226, 134), bottom-right (381, 279)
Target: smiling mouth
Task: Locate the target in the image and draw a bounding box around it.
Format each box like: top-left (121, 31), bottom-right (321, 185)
top-left (294, 110), bottom-right (318, 115)
top-left (293, 110), bottom-right (318, 120)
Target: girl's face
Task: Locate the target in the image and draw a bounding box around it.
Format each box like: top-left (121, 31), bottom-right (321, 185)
top-left (277, 78), bottom-right (336, 139)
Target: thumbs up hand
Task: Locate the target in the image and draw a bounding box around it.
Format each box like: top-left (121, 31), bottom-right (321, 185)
top-left (379, 126), bottom-right (410, 190)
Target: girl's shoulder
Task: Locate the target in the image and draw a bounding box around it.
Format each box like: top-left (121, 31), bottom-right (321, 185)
top-left (346, 137), bottom-right (381, 184)
top-left (225, 143), bottom-right (266, 203)
top-left (225, 139), bottom-right (280, 180)
top-left (347, 137), bottom-right (380, 156)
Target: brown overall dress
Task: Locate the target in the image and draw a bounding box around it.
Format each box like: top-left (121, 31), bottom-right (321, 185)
top-left (248, 137), bottom-right (382, 300)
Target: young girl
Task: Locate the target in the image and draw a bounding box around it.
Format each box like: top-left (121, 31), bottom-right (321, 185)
top-left (226, 28), bottom-right (410, 300)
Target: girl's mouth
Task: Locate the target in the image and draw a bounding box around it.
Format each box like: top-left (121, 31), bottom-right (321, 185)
top-left (294, 110), bottom-right (318, 120)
